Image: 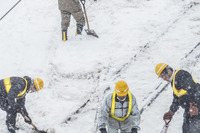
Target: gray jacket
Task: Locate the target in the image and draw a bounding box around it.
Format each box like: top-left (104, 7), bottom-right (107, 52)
top-left (58, 0), bottom-right (81, 11)
top-left (97, 92), bottom-right (140, 131)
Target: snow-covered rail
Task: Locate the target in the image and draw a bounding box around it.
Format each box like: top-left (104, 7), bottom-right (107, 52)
top-left (113, 1), bottom-right (198, 77)
top-left (140, 42), bottom-right (200, 115)
top-left (62, 2), bottom-right (199, 126)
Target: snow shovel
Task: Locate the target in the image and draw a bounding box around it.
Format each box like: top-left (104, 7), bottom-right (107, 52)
top-left (80, 0), bottom-right (99, 38)
top-left (160, 120), bottom-right (171, 133)
top-left (23, 115), bottom-right (47, 133)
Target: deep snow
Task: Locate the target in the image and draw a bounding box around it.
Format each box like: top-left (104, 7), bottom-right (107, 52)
top-left (0, 0), bottom-right (200, 132)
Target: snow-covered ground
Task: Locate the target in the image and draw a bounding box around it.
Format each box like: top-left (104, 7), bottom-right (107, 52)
top-left (0, 0), bottom-right (200, 132)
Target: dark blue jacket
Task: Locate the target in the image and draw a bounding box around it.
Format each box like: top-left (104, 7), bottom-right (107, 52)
top-left (170, 70), bottom-right (200, 118)
top-left (0, 76), bottom-right (31, 115)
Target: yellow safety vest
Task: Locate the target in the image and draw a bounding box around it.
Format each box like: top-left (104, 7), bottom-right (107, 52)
top-left (111, 91), bottom-right (132, 121)
top-left (4, 77), bottom-right (27, 99)
top-left (172, 70), bottom-right (198, 98)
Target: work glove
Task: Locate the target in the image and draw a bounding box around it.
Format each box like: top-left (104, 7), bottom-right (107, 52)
top-left (13, 104), bottom-right (22, 113)
top-left (163, 110), bottom-right (174, 121)
top-left (15, 105), bottom-right (26, 114)
top-left (189, 103), bottom-right (198, 117)
top-left (24, 115), bottom-right (32, 124)
top-left (16, 107), bottom-right (23, 113)
top-left (100, 128), bottom-right (107, 133)
top-left (131, 128), bottom-right (137, 133)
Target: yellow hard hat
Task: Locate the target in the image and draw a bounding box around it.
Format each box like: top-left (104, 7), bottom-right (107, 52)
top-left (33, 78), bottom-right (44, 91)
top-left (115, 80), bottom-right (129, 96)
top-left (155, 63), bottom-right (168, 77)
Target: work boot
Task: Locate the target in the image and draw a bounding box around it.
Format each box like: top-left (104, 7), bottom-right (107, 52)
top-left (13, 125), bottom-right (19, 130)
top-left (76, 24), bottom-right (83, 35)
top-left (62, 30), bottom-right (67, 41)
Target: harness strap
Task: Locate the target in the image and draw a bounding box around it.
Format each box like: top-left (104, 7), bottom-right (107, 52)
top-left (4, 77), bottom-right (27, 98)
top-left (111, 91), bottom-right (132, 121)
top-left (172, 70), bottom-right (187, 97)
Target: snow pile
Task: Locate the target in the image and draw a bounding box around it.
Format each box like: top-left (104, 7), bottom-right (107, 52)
top-left (0, 0), bottom-right (200, 132)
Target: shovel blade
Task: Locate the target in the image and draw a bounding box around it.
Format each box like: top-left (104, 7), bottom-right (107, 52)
top-left (39, 131), bottom-right (47, 133)
top-left (85, 29), bottom-right (99, 38)
top-left (33, 129), bottom-right (47, 133)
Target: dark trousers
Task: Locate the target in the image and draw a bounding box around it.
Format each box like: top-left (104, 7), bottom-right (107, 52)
top-left (183, 113), bottom-right (200, 133)
top-left (0, 98), bottom-right (17, 133)
top-left (0, 97), bottom-right (7, 111)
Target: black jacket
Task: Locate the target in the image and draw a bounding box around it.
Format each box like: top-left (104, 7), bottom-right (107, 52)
top-left (0, 76), bottom-right (31, 113)
top-left (170, 70), bottom-right (200, 117)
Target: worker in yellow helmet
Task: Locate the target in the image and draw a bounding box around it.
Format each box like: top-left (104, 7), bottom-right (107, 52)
top-left (0, 76), bottom-right (44, 133)
top-left (155, 63), bottom-right (200, 133)
top-left (97, 80), bottom-right (140, 133)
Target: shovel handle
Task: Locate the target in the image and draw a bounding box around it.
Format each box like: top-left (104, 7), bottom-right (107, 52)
top-left (165, 119), bottom-right (171, 126)
top-left (23, 115), bottom-right (37, 129)
top-left (22, 114), bottom-right (47, 133)
top-left (80, 0), bottom-right (85, 5)
top-left (80, 0), bottom-right (90, 30)
top-left (23, 115), bottom-right (41, 132)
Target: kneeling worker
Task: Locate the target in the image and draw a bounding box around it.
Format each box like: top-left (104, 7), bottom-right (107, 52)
top-left (97, 80), bottom-right (140, 133)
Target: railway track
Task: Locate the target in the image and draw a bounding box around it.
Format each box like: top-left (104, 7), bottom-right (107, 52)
top-left (61, 2), bottom-right (199, 127)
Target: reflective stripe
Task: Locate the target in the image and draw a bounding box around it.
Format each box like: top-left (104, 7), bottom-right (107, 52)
top-left (115, 87), bottom-right (128, 93)
top-left (75, 27), bottom-right (78, 36)
top-left (111, 91), bottom-right (132, 121)
top-left (17, 78), bottom-right (27, 98)
top-left (35, 79), bottom-right (40, 90)
top-left (63, 32), bottom-right (66, 41)
top-left (157, 63), bottom-right (166, 75)
top-left (4, 77), bottom-right (27, 98)
top-left (4, 78), bottom-right (11, 94)
top-left (192, 77), bottom-right (198, 84)
top-left (172, 70), bottom-right (187, 97)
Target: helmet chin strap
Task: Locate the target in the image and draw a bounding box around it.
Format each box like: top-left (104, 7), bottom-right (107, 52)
top-left (168, 70), bottom-right (174, 82)
top-left (117, 96), bottom-right (126, 101)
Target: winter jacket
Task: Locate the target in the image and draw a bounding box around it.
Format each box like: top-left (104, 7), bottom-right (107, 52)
top-left (58, 0), bottom-right (81, 11)
top-left (170, 70), bottom-right (200, 118)
top-left (58, 0), bottom-right (85, 30)
top-left (97, 92), bottom-right (140, 132)
top-left (0, 76), bottom-right (31, 112)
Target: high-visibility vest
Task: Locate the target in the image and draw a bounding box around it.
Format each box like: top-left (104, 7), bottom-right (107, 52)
top-left (111, 91), bottom-right (132, 121)
top-left (172, 70), bottom-right (197, 98)
top-left (4, 77), bottom-right (27, 99)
